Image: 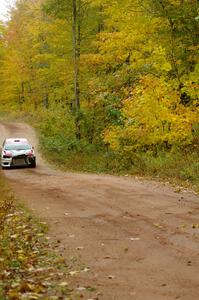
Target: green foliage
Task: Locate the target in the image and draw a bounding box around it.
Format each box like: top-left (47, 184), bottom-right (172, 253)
top-left (0, 0), bottom-right (198, 188)
top-left (144, 149), bottom-right (199, 190)
top-left (35, 106), bottom-right (76, 139)
top-left (180, 161), bottom-right (199, 182)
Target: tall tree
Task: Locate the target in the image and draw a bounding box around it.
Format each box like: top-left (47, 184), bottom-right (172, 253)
top-left (44, 0), bottom-right (86, 138)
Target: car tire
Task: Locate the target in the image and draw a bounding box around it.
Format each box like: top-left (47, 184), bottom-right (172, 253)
top-left (30, 159), bottom-right (36, 168)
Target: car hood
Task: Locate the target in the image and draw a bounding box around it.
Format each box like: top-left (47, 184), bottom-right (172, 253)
top-left (5, 149), bottom-right (31, 157)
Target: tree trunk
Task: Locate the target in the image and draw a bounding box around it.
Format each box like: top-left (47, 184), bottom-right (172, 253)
top-left (43, 92), bottom-right (49, 109)
top-left (72, 0), bottom-right (81, 139)
top-left (20, 81), bottom-right (25, 105)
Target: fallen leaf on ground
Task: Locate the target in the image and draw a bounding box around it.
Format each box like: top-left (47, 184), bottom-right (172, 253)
top-left (59, 282), bottom-right (68, 287)
top-left (130, 237), bottom-right (140, 241)
top-left (77, 286), bottom-right (86, 291)
top-left (76, 246), bottom-right (84, 250)
top-left (153, 223), bottom-right (163, 229)
top-left (69, 271), bottom-right (79, 276)
top-left (108, 275), bottom-right (115, 279)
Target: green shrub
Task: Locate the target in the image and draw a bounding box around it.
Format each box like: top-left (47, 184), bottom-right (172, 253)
top-left (180, 162), bottom-right (199, 182)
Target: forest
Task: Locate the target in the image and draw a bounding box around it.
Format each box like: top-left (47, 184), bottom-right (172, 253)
top-left (0, 0), bottom-right (198, 187)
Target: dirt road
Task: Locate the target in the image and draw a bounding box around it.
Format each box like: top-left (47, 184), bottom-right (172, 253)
top-left (0, 122), bottom-right (199, 300)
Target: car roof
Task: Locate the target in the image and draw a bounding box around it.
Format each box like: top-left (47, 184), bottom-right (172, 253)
top-left (4, 138), bottom-right (29, 144)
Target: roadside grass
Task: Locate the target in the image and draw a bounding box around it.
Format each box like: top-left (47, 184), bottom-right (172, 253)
top-left (39, 134), bottom-right (199, 193)
top-left (0, 173), bottom-right (96, 300)
top-left (39, 135), bottom-right (115, 174)
top-left (126, 149), bottom-right (199, 192)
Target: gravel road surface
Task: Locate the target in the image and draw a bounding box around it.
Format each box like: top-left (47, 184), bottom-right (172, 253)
top-left (0, 122), bottom-right (199, 300)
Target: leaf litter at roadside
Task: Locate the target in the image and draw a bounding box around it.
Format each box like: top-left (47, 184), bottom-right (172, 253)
top-left (0, 175), bottom-right (97, 300)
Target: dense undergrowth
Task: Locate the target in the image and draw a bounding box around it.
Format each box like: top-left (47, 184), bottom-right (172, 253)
top-left (0, 173), bottom-right (96, 300)
top-left (40, 135), bottom-right (199, 192)
top-left (28, 110), bottom-right (199, 192)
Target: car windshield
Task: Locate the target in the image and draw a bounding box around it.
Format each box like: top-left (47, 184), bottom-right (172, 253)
top-left (4, 143), bottom-right (31, 151)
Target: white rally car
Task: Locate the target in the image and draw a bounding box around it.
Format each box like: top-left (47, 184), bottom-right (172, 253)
top-left (1, 138), bottom-right (36, 168)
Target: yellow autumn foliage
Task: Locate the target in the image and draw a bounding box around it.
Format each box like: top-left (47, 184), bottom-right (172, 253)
top-left (104, 75), bottom-right (199, 152)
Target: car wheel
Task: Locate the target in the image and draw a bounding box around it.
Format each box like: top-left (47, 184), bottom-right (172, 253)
top-left (30, 159), bottom-right (36, 168)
